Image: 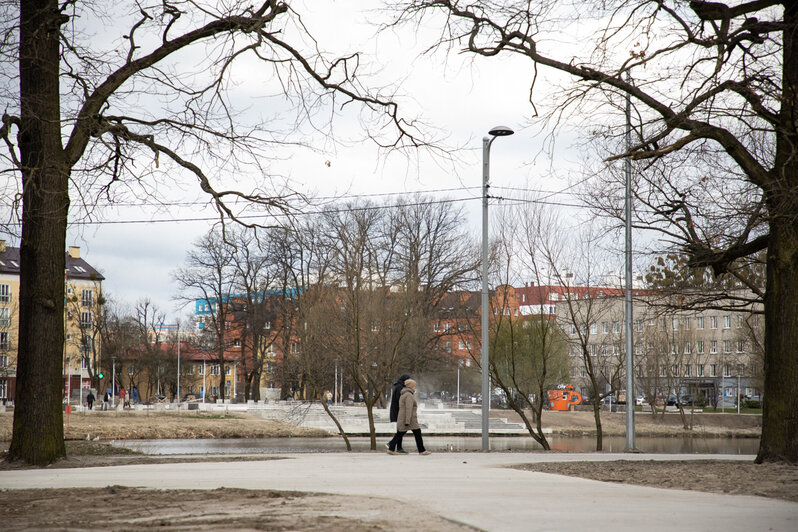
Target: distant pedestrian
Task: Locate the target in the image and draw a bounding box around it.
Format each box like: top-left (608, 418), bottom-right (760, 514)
top-left (132, 386), bottom-right (139, 404)
top-left (392, 379), bottom-right (430, 455)
top-left (385, 374), bottom-right (410, 454)
top-left (325, 390), bottom-right (333, 405)
top-left (86, 391), bottom-right (95, 410)
top-left (103, 390), bottom-right (110, 411)
top-left (119, 387), bottom-right (127, 408)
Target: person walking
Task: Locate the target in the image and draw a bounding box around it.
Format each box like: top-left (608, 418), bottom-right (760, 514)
top-left (392, 379), bottom-right (430, 455)
top-left (86, 391), bottom-right (95, 410)
top-left (119, 387), bottom-right (126, 409)
top-left (386, 374), bottom-right (410, 453)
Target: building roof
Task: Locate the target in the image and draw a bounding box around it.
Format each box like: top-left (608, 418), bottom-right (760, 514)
top-left (0, 242), bottom-right (105, 281)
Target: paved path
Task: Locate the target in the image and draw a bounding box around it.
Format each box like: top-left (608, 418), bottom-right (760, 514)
top-left (1, 453), bottom-right (796, 531)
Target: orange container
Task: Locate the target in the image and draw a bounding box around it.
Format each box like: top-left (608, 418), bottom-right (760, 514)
top-left (547, 385), bottom-right (582, 411)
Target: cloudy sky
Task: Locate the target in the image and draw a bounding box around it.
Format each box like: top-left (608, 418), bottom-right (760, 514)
top-left (57, 1), bottom-right (589, 319)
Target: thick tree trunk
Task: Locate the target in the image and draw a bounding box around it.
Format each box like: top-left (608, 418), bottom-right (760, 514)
top-left (8, 0), bottom-right (69, 465)
top-left (757, 2), bottom-right (798, 464)
top-left (757, 218), bottom-right (798, 463)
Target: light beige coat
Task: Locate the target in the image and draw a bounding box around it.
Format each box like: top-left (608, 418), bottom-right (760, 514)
top-left (397, 387), bottom-right (420, 431)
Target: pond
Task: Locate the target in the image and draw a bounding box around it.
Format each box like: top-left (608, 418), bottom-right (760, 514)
top-left (112, 435), bottom-right (759, 455)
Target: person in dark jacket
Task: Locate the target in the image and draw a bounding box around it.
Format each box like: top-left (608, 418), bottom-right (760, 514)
top-left (86, 391), bottom-right (95, 410)
top-left (386, 374), bottom-right (410, 453)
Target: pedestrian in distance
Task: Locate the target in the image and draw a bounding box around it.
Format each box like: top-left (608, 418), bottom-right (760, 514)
top-left (385, 373), bottom-right (410, 454)
top-left (391, 379), bottom-right (431, 455)
top-left (86, 391), bottom-right (95, 410)
top-left (102, 390), bottom-right (110, 411)
top-left (119, 387), bottom-right (126, 409)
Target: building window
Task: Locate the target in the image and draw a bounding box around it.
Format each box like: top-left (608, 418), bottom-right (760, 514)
top-left (684, 342), bottom-right (692, 354)
top-left (710, 316), bottom-right (718, 329)
top-left (0, 307), bottom-right (9, 327)
top-left (672, 317), bottom-right (679, 331)
top-left (0, 284), bottom-right (9, 303)
top-left (590, 322), bottom-right (597, 334)
top-left (197, 364), bottom-right (204, 375)
top-left (444, 341), bottom-right (451, 352)
top-left (698, 364), bottom-right (704, 377)
top-left (211, 364), bottom-right (220, 375)
top-left (225, 366), bottom-right (232, 376)
top-left (443, 322), bottom-right (450, 332)
top-left (613, 321), bottom-right (621, 333)
top-left (737, 315), bottom-right (744, 329)
top-left (697, 316), bottom-right (705, 329)
top-left (580, 367), bottom-right (586, 378)
top-left (660, 366), bottom-right (667, 377)
top-left (724, 315), bottom-right (731, 329)
top-left (0, 379), bottom-right (6, 399)
top-left (187, 365), bottom-right (194, 375)
top-left (634, 319), bottom-right (642, 332)
top-left (723, 340), bottom-right (731, 353)
top-left (290, 342), bottom-right (299, 354)
top-left (234, 338), bottom-right (241, 347)
top-left (684, 317), bottom-right (691, 329)
top-left (263, 321), bottom-right (271, 330)
top-left (128, 366), bottom-right (135, 376)
top-left (737, 340), bottom-right (744, 353)
top-left (1, 331), bottom-right (11, 350)
top-left (684, 364), bottom-right (691, 377)
top-left (466, 341), bottom-right (472, 350)
top-left (80, 311), bottom-right (92, 329)
top-left (458, 341), bottom-right (465, 350)
top-left (0, 354), bottom-right (7, 367)
top-left (710, 364), bottom-right (717, 377)
top-left (697, 341), bottom-right (704, 354)
top-left (433, 322), bottom-right (440, 332)
top-left (710, 340), bottom-right (717, 354)
top-left (81, 289), bottom-right (93, 308)
top-left (723, 364), bottom-right (731, 377)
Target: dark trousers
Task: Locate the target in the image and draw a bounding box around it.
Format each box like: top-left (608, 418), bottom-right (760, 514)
top-left (396, 429), bottom-right (426, 453)
top-left (387, 431), bottom-right (404, 451)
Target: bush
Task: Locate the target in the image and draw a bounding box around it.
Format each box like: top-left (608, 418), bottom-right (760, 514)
top-left (743, 399), bottom-right (762, 409)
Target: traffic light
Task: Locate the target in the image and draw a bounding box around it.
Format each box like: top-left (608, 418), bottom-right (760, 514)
top-left (97, 372), bottom-right (104, 379)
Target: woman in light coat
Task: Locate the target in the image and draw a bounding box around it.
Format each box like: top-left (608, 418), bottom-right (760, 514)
top-left (394, 379), bottom-right (430, 455)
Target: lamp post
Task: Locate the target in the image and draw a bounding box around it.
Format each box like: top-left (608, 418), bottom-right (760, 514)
top-left (482, 125), bottom-right (514, 451)
top-left (623, 71), bottom-right (637, 452)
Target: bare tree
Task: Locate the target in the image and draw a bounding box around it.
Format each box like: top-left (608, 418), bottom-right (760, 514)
top-left (396, 0), bottom-right (796, 463)
top-left (492, 203), bottom-right (574, 449)
top-left (173, 230), bottom-right (238, 402)
top-left (2, 0), bottom-right (420, 465)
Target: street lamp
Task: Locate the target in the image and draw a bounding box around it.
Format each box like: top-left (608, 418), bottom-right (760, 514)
top-left (482, 125), bottom-right (514, 451)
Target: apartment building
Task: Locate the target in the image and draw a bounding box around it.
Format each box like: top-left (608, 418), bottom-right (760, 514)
top-left (552, 288), bottom-right (763, 405)
top-left (0, 241), bottom-right (104, 404)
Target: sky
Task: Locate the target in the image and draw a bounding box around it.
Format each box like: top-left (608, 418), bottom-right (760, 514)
top-left (54, 1), bottom-right (593, 320)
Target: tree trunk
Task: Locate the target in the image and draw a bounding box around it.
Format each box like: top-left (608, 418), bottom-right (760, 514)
top-left (592, 400), bottom-right (603, 451)
top-left (8, 0), bottom-right (69, 465)
top-left (757, 219), bottom-right (798, 463)
top-left (758, 3), bottom-right (798, 464)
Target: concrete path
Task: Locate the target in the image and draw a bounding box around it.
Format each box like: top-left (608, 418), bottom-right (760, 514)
top-left (1, 453), bottom-right (795, 531)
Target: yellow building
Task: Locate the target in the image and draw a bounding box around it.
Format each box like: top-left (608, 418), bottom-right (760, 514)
top-left (0, 241), bottom-right (104, 404)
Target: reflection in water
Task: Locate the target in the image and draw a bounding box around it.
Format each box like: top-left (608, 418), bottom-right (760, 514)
top-left (113, 436), bottom-right (759, 455)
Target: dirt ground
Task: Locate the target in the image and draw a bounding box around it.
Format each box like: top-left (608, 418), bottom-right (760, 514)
top-left (1, 410), bottom-right (795, 530)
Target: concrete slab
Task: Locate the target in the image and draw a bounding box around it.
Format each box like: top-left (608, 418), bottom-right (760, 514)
top-left (1, 453), bottom-right (795, 531)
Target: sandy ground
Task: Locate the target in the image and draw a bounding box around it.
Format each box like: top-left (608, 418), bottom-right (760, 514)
top-left (1, 410), bottom-right (793, 531)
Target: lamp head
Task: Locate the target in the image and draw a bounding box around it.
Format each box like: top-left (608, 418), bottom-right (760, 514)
top-left (488, 125), bottom-right (514, 137)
